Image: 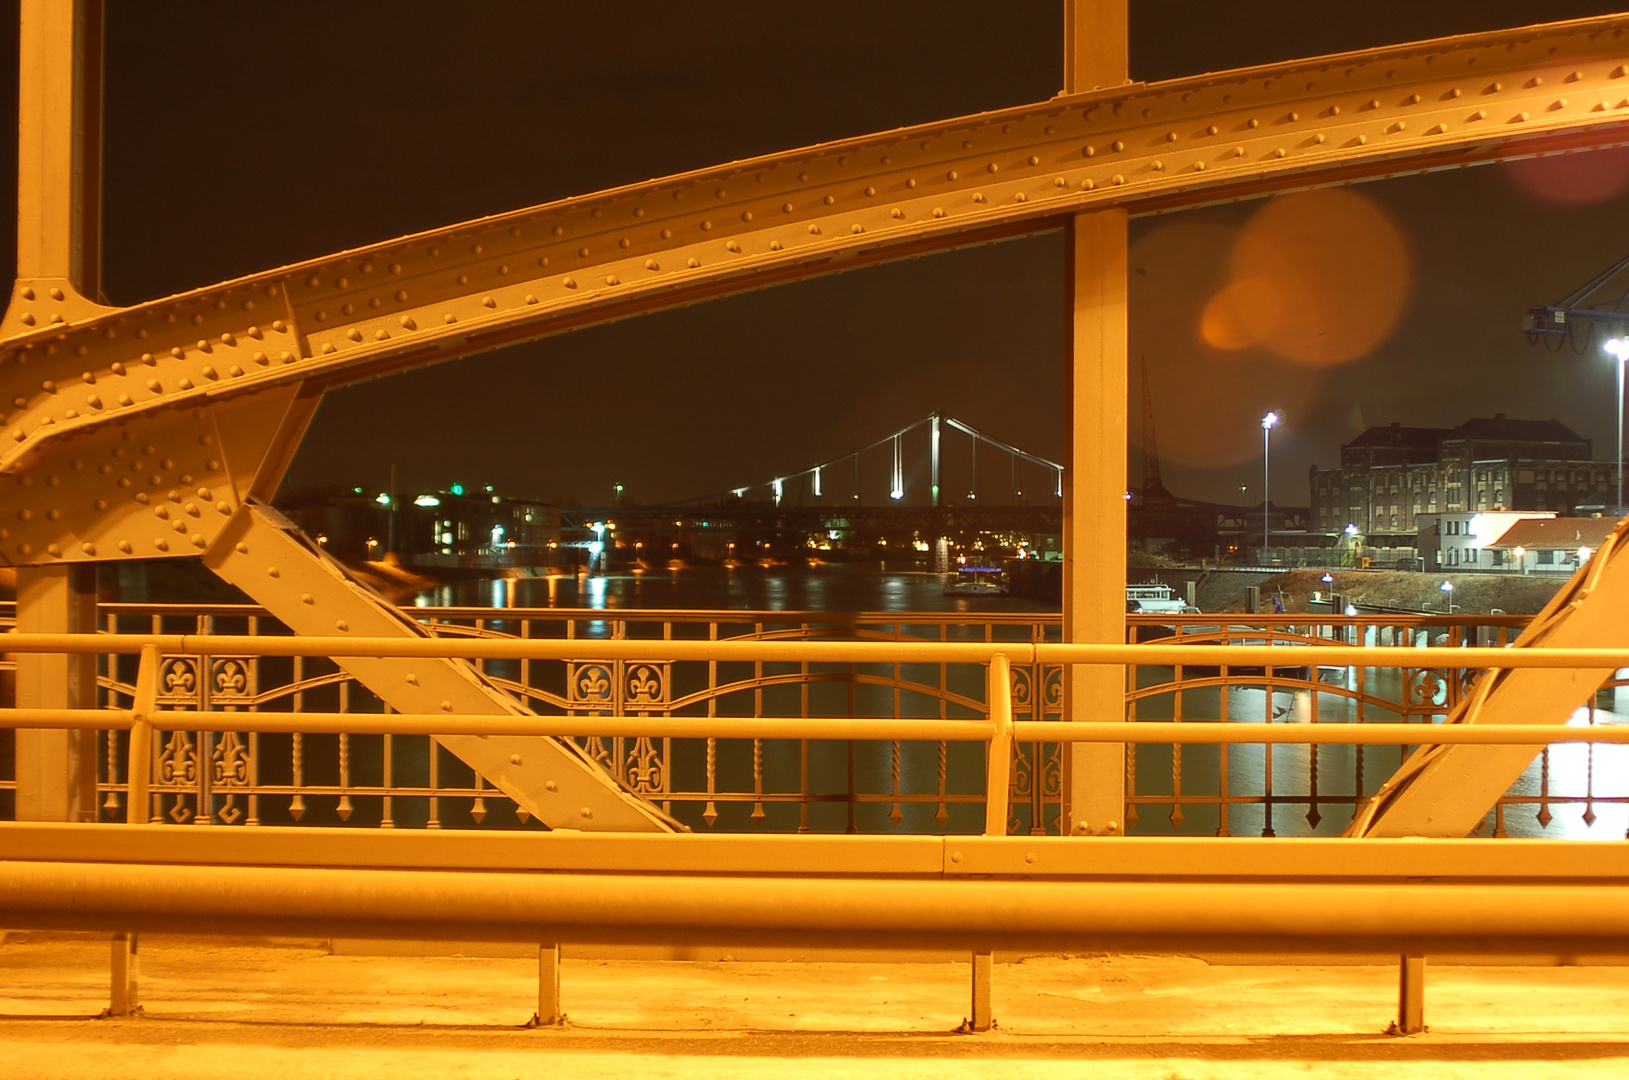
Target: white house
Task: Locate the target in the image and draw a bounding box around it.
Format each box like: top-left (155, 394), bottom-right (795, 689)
top-left (1416, 511), bottom-right (1556, 570)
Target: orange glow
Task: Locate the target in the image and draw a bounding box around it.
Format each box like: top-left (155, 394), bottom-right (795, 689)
top-left (1506, 147), bottom-right (1629, 205)
top-left (1200, 277), bottom-right (1284, 351)
top-left (1217, 188), bottom-right (1412, 366)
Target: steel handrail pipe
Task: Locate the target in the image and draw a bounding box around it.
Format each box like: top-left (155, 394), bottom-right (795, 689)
top-left (16, 706), bottom-right (1629, 748)
top-left (118, 711), bottom-right (999, 741)
top-left (7, 631), bottom-right (1629, 671)
top-left (1012, 721), bottom-right (1629, 745)
top-left (8, 860), bottom-right (1629, 955)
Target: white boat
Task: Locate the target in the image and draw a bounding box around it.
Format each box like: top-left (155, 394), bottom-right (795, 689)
top-left (943, 566), bottom-right (1009, 596)
top-left (1126, 581), bottom-right (1199, 615)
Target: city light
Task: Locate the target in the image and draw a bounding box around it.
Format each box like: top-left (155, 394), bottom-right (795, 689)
top-left (1261, 411), bottom-right (1281, 561)
top-left (1440, 579), bottom-right (1455, 614)
top-left (374, 492), bottom-right (391, 506)
top-left (450, 484), bottom-right (464, 496)
top-left (1605, 337), bottom-right (1628, 516)
top-left (413, 495), bottom-right (440, 507)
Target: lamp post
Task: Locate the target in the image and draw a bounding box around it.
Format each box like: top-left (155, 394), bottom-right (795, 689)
top-left (1261, 411), bottom-right (1280, 564)
top-left (1605, 338), bottom-right (1629, 517)
top-left (1513, 544), bottom-right (1526, 575)
top-left (1439, 579), bottom-right (1455, 615)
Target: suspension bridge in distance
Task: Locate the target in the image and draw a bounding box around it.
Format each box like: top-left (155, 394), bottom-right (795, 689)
top-left (559, 414), bottom-right (1065, 567)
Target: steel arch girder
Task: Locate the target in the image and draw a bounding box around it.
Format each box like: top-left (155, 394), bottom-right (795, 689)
top-left (5, 14), bottom-right (1629, 566)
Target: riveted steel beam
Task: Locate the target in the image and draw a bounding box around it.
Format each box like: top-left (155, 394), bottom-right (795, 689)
top-left (4, 15), bottom-right (1629, 553)
top-left (1349, 515), bottom-right (1629, 838)
top-left (200, 503), bottom-right (681, 832)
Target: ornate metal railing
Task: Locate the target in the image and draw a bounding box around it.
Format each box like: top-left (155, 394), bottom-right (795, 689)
top-left (0, 603), bottom-right (1623, 837)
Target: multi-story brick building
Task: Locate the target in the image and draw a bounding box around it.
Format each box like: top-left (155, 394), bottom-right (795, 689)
top-left (1309, 415), bottom-right (1612, 558)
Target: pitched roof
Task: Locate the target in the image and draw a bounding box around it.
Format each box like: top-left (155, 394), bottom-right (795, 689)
top-left (1445, 415), bottom-right (1587, 444)
top-left (1485, 516), bottom-right (1621, 550)
top-left (1345, 423), bottom-right (1449, 450)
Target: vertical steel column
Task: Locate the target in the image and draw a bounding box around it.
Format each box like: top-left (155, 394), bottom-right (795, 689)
top-left (533, 942), bottom-right (563, 1027)
top-left (1060, 1), bottom-right (1129, 838)
top-left (15, 0), bottom-right (103, 296)
top-left (14, 566), bottom-right (99, 821)
top-left (1394, 954), bottom-right (1426, 1035)
top-left (12, 0), bottom-right (105, 823)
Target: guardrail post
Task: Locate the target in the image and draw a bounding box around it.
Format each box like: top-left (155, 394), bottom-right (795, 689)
top-left (107, 931), bottom-right (138, 1017)
top-left (969, 949), bottom-right (993, 1033)
top-left (1392, 953), bottom-right (1426, 1035)
top-left (531, 942), bottom-right (562, 1027)
top-left (127, 644), bottom-right (157, 825)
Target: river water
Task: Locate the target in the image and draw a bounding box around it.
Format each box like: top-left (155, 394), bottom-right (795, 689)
top-left (408, 565), bottom-right (1626, 841)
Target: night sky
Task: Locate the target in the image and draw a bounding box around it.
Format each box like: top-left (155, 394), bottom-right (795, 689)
top-left (6, 2), bottom-right (1629, 510)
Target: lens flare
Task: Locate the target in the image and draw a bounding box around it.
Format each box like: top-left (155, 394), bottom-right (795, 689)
top-left (1206, 188), bottom-right (1412, 366)
top-left (1505, 147), bottom-right (1629, 206)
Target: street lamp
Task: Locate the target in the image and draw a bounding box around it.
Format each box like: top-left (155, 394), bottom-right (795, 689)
top-left (1261, 411), bottom-right (1281, 563)
top-left (1439, 579), bottom-right (1455, 615)
top-left (1605, 338), bottom-right (1629, 517)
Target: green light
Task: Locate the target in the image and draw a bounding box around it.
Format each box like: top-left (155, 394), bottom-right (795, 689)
top-left (450, 483), bottom-right (464, 496)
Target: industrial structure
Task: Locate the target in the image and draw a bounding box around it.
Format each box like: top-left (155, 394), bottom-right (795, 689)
top-left (7, 0), bottom-right (1629, 1043)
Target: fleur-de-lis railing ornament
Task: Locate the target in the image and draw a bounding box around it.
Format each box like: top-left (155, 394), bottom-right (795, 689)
top-left (212, 659), bottom-right (249, 699)
top-left (625, 735), bottom-right (664, 794)
top-left (212, 731), bottom-right (251, 787)
top-left (572, 663), bottom-right (613, 705)
top-left (160, 657), bottom-right (198, 701)
top-left (156, 731), bottom-right (197, 785)
top-left (626, 665), bottom-right (665, 707)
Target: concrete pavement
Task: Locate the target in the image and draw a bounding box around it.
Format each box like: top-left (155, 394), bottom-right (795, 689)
top-left (4, 934), bottom-right (1629, 1078)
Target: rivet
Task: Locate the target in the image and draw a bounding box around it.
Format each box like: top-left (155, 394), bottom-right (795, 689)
top-left (1274, 148), bottom-right (1287, 157)
top-left (1366, 98), bottom-right (1380, 109)
top-left (191, 535), bottom-right (206, 548)
top-left (280, 351), bottom-right (296, 363)
top-left (170, 346), bottom-right (185, 359)
top-left (111, 362), bottom-right (125, 375)
top-left (440, 700), bottom-right (452, 711)
top-left (1152, 160), bottom-right (1164, 171)
top-left (604, 275), bottom-right (620, 286)
top-left (267, 566), bottom-right (279, 577)
top-left (1081, 179), bottom-right (1096, 190)
top-left (1514, 111), bottom-right (1529, 122)
top-left (1447, 88), bottom-right (1461, 99)
top-left (1428, 123), bottom-right (1447, 134)
top-left (1111, 140), bottom-right (1125, 151)
top-left (147, 379), bottom-right (161, 392)
top-left (482, 296), bottom-right (497, 308)
top-left (580, 808), bottom-right (593, 819)
top-left (202, 366), bottom-right (217, 378)
top-left (545, 780), bottom-right (557, 792)
top-left (524, 294), bottom-right (538, 304)
top-left (178, 378), bottom-right (193, 389)
top-left (687, 257), bottom-right (701, 267)
top-left (701, 220), bottom-right (713, 230)
top-left (228, 365), bottom-right (243, 377)
top-left (140, 352), bottom-right (155, 365)
top-left (1551, 98), bottom-right (1568, 110)
top-left (510, 754), bottom-right (522, 765)
top-left (19, 286), bottom-right (32, 300)
top-left (441, 316), bottom-right (455, 326)
top-left (1111, 174), bottom-right (1125, 185)
top-left (301, 593), bottom-right (314, 605)
top-left (1234, 146), bottom-right (1246, 156)
top-left (455, 275), bottom-right (467, 286)
top-left (19, 314), bottom-right (33, 326)
top-left (117, 540), bottom-right (132, 553)
top-left (48, 287), bottom-right (63, 301)
top-left (1528, 76), bottom-right (1544, 88)
top-left (726, 241), bottom-right (741, 253)
top-left (807, 224), bottom-right (821, 235)
top-left (1193, 161), bottom-right (1206, 171)
top-left (406, 674), bottom-right (419, 685)
top-left (950, 851), bottom-right (963, 864)
top-left (46, 544), bottom-right (60, 558)
top-left (153, 539), bottom-right (167, 551)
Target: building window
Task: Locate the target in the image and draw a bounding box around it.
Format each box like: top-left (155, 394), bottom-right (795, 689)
top-left (1537, 549), bottom-right (1554, 565)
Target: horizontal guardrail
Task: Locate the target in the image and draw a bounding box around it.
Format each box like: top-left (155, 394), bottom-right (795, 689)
top-left (4, 634), bottom-right (1629, 838)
